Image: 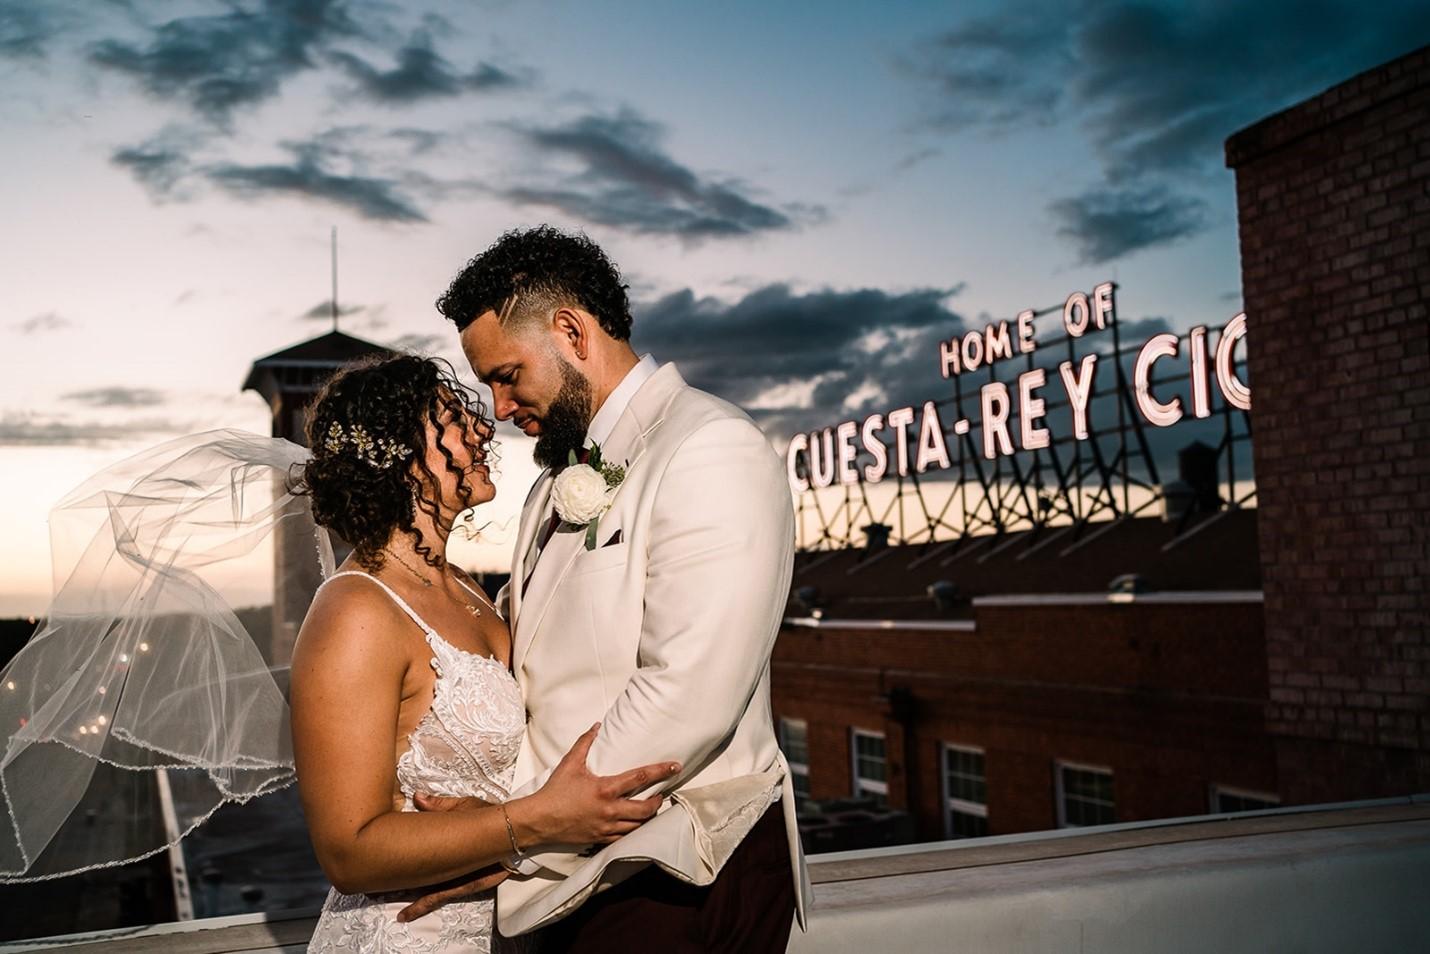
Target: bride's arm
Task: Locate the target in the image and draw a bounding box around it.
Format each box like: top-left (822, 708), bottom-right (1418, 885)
top-left (291, 580), bottom-right (675, 895)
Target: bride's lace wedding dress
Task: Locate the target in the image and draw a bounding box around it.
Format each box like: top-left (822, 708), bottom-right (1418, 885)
top-left (306, 572), bottom-right (531, 953)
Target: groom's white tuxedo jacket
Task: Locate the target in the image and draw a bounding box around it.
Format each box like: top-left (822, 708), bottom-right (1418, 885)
top-left (495, 362), bottom-right (810, 936)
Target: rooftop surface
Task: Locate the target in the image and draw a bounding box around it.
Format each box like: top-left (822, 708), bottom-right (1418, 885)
top-left (8, 797), bottom-right (1426, 953)
top-left (787, 509), bottom-right (1261, 621)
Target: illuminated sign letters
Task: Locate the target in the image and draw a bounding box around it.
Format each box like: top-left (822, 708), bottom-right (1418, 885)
top-left (788, 283), bottom-right (1251, 494)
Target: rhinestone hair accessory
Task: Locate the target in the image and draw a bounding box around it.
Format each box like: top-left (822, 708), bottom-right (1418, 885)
top-left (321, 421), bottom-right (413, 470)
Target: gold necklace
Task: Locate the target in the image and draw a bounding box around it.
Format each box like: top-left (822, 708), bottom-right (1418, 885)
top-left (383, 548), bottom-right (486, 618)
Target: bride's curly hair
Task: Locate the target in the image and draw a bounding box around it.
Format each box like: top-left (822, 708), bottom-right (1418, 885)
top-left (295, 355), bottom-right (497, 573)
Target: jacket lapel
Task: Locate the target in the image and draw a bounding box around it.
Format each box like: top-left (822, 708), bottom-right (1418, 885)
top-left (508, 471), bottom-right (553, 633)
top-left (513, 363), bottom-right (685, 672)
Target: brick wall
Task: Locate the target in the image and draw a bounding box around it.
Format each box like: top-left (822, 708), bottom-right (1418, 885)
top-left (1226, 45), bottom-right (1430, 802)
top-left (773, 599), bottom-right (1272, 840)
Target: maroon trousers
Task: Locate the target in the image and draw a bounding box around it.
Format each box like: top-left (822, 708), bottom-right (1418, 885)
top-left (534, 802), bottom-right (796, 953)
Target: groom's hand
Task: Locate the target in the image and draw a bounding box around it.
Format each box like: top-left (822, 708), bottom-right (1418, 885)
top-left (395, 864), bottom-right (508, 923)
top-left (410, 792), bottom-right (492, 814)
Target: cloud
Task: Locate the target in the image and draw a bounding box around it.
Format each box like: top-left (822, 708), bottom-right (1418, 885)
top-left (389, 127), bottom-right (447, 155)
top-left (0, 411), bottom-right (185, 447)
top-left (631, 283), bottom-right (966, 437)
top-left (1049, 186), bottom-right (1208, 264)
top-left (12, 312), bottom-right (74, 334)
top-left (893, 147), bottom-right (943, 172)
top-left (1044, 179), bottom-right (1208, 262)
top-left (906, 1), bottom-right (1430, 259)
top-left (112, 126), bottom-right (430, 222)
top-left (503, 108), bottom-right (822, 239)
top-left (110, 125), bottom-right (205, 199)
top-left (0, 1), bottom-right (61, 60)
top-left (89, 0), bottom-right (364, 126)
top-left (1117, 315), bottom-right (1174, 340)
top-left (328, 30), bottom-right (526, 104)
top-left (913, 2), bottom-right (1430, 177)
top-left (297, 300), bottom-right (364, 322)
top-left (902, 13), bottom-right (1072, 132)
top-left (61, 387), bottom-right (168, 408)
top-left (209, 139), bottom-right (426, 222)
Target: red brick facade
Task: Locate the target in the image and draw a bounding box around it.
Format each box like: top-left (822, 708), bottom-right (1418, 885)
top-left (1226, 45), bottom-right (1430, 802)
top-left (773, 595), bottom-right (1273, 840)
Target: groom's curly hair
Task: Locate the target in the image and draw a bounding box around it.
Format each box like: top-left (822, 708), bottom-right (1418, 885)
top-left (435, 225), bottom-right (633, 340)
top-left (295, 355), bottom-right (497, 573)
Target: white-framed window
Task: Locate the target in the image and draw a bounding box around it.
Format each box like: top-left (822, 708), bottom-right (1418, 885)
top-left (1211, 785), bottom-right (1279, 814)
top-left (851, 728), bottom-right (887, 806)
top-left (941, 743), bottom-right (988, 838)
top-left (778, 717), bottom-right (811, 802)
top-left (1055, 760), bottom-right (1115, 828)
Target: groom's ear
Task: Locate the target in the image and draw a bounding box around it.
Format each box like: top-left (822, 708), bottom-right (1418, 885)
top-left (551, 306), bottom-right (593, 363)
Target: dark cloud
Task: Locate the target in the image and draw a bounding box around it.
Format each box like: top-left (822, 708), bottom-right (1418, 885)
top-left (112, 126), bottom-right (431, 222)
top-left (893, 147), bottom-right (943, 172)
top-left (89, 0), bottom-right (364, 126)
top-left (1117, 315), bottom-right (1174, 340)
top-left (207, 137), bottom-right (426, 222)
top-left (61, 387), bottom-right (167, 408)
top-left (0, 411), bottom-right (185, 446)
top-left (908, 1), bottom-right (1430, 260)
top-left (903, 13), bottom-right (1072, 132)
top-left (109, 125), bottom-right (205, 199)
top-left (328, 30), bottom-right (525, 103)
top-left (914, 1), bottom-right (1430, 178)
top-left (504, 108), bottom-right (821, 239)
top-left (13, 312), bottom-right (74, 335)
top-left (1049, 186), bottom-right (1208, 264)
top-left (297, 300), bottom-right (364, 322)
top-left (632, 283), bottom-right (966, 437)
top-left (0, 1), bottom-right (61, 60)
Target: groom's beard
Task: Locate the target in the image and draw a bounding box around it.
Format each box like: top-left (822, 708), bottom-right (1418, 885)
top-left (532, 357), bottom-right (594, 470)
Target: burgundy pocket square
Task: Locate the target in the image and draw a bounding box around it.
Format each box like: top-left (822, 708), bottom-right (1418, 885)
top-left (602, 529), bottom-right (623, 548)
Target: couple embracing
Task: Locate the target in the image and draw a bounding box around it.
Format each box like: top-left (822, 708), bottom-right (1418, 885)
top-left (288, 226), bottom-right (809, 951)
top-left (0, 226), bottom-right (806, 952)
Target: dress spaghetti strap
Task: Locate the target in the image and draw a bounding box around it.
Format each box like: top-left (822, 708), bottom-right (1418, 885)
top-left (321, 569), bottom-right (436, 636)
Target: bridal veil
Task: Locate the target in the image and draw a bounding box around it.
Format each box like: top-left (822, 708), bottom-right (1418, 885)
top-left (0, 430), bottom-right (329, 881)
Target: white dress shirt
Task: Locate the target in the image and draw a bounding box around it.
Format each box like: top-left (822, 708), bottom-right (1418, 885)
top-left (527, 353), bottom-right (657, 567)
top-left (586, 353), bottom-right (658, 450)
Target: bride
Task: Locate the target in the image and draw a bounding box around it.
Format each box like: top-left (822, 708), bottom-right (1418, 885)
top-left (0, 354), bottom-right (676, 953)
top-left (295, 354), bottom-right (678, 952)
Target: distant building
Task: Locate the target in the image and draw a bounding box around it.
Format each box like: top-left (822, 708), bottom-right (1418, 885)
top-left (774, 508), bottom-right (1271, 847)
top-left (242, 330), bottom-right (394, 666)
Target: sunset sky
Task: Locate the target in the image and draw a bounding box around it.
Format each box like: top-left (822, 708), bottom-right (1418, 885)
top-left (2, 0), bottom-right (1426, 613)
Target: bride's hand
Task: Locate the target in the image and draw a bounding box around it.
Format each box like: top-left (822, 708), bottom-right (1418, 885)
top-left (510, 722), bottom-right (679, 848)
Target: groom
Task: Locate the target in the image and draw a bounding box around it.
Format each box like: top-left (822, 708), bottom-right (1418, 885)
top-left (428, 226), bottom-right (808, 951)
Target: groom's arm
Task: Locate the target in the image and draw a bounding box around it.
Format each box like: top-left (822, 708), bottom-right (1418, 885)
top-left (523, 415), bottom-right (794, 803)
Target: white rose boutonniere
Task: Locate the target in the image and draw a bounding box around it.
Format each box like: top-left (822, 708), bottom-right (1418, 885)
top-left (550, 443), bottom-right (627, 550)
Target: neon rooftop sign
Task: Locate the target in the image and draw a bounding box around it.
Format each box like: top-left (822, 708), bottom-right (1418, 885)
top-left (785, 283), bottom-right (1249, 494)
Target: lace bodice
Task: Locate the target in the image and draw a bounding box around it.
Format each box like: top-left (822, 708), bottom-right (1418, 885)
top-left (308, 571), bottom-right (529, 954)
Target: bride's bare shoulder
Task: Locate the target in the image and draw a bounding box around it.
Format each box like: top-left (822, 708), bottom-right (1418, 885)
top-left (293, 575), bottom-right (412, 669)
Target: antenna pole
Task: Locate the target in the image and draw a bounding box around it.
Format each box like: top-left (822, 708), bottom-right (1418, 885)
top-left (330, 226), bottom-right (338, 333)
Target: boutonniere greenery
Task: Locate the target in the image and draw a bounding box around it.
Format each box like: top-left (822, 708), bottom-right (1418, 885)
top-left (551, 443), bottom-right (627, 550)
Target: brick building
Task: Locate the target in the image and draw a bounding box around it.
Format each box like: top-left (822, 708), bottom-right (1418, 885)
top-left (774, 45), bottom-right (1430, 849)
top-left (772, 510), bottom-right (1271, 846)
top-left (1225, 44), bottom-right (1430, 802)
